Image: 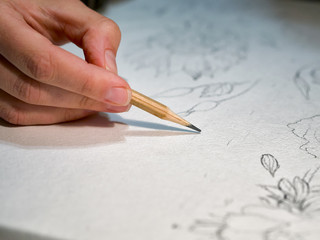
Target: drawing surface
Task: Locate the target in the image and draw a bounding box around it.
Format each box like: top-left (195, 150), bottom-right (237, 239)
top-left (190, 156), bottom-right (320, 240)
top-left (1, 0), bottom-right (320, 239)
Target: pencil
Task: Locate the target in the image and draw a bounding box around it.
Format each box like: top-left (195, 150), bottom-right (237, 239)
top-left (130, 89), bottom-right (201, 132)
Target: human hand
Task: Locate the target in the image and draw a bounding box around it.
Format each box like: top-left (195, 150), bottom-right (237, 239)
top-left (0, 0), bottom-right (131, 125)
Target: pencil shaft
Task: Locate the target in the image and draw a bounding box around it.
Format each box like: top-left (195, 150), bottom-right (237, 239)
top-left (130, 90), bottom-right (168, 119)
top-left (130, 90), bottom-right (190, 126)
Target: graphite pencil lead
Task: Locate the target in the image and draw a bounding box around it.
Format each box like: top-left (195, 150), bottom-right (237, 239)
top-left (187, 124), bottom-right (201, 133)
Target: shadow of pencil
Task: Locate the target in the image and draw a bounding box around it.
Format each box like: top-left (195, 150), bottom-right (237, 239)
top-left (0, 225), bottom-right (67, 240)
top-left (109, 114), bottom-right (195, 133)
top-left (0, 113), bottom-right (194, 148)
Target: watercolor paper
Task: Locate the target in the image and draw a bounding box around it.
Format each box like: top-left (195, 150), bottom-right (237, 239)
top-left (1, 0), bottom-right (320, 239)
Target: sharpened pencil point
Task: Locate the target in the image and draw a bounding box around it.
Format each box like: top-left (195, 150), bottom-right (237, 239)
top-left (187, 124), bottom-right (201, 133)
top-left (131, 90), bottom-right (201, 132)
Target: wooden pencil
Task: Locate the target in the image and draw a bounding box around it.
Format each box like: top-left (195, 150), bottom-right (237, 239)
top-left (130, 89), bottom-right (201, 132)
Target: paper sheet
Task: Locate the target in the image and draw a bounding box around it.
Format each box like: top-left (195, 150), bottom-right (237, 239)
top-left (1, 0), bottom-right (320, 239)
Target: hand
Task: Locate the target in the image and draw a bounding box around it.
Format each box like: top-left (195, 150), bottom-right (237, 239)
top-left (0, 0), bottom-right (131, 125)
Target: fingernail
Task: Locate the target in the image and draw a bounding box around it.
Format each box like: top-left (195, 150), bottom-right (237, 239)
top-left (105, 87), bottom-right (131, 106)
top-left (105, 50), bottom-right (118, 74)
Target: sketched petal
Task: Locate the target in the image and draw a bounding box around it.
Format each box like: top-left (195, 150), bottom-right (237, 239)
top-left (260, 185), bottom-right (283, 197)
top-left (293, 177), bottom-right (310, 203)
top-left (278, 178), bottom-right (296, 201)
top-left (260, 154), bottom-right (280, 177)
top-left (259, 185), bottom-right (285, 207)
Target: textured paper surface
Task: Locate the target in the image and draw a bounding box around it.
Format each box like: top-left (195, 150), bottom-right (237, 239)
top-left (1, 0), bottom-right (320, 239)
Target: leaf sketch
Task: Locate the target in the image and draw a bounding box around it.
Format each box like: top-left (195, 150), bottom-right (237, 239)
top-left (293, 63), bottom-right (320, 100)
top-left (260, 154), bottom-right (280, 177)
top-left (287, 115), bottom-right (320, 158)
top-left (155, 81), bottom-right (258, 116)
top-left (125, 20), bottom-right (247, 81)
top-left (188, 156), bottom-right (320, 240)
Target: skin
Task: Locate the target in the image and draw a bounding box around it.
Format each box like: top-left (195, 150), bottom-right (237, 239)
top-left (0, 0), bottom-right (131, 125)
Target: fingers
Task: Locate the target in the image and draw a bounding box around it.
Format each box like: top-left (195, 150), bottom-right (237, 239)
top-left (0, 90), bottom-right (95, 125)
top-left (0, 0), bottom-right (131, 127)
top-left (0, 55), bottom-right (130, 113)
top-left (0, 5), bottom-right (131, 107)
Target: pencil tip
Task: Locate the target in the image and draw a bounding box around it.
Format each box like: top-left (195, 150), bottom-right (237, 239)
top-left (187, 124), bottom-right (201, 133)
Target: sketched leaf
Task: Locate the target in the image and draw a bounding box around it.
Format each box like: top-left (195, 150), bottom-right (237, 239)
top-left (259, 185), bottom-right (284, 206)
top-left (200, 83), bottom-right (233, 98)
top-left (260, 154), bottom-right (280, 177)
top-left (293, 177), bottom-right (310, 203)
top-left (155, 87), bottom-right (193, 98)
top-left (260, 185), bottom-right (282, 196)
top-left (294, 77), bottom-right (310, 100)
top-left (278, 178), bottom-right (296, 201)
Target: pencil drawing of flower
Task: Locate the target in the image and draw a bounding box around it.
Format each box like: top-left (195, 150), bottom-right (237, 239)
top-left (125, 20), bottom-right (247, 80)
top-left (259, 168), bottom-right (319, 214)
top-left (277, 177), bottom-right (310, 212)
top-left (190, 160), bottom-right (320, 240)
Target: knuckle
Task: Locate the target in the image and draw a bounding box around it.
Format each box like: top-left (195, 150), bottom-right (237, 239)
top-left (0, 105), bottom-right (24, 125)
top-left (80, 77), bottom-right (94, 96)
top-left (12, 78), bottom-right (41, 104)
top-left (24, 52), bottom-right (54, 82)
top-left (12, 78), bottom-right (31, 102)
top-left (95, 18), bottom-right (121, 40)
top-left (78, 95), bottom-right (91, 109)
top-left (106, 19), bottom-right (121, 38)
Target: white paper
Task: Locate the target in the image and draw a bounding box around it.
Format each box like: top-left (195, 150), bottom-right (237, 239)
top-left (1, 0), bottom-right (320, 239)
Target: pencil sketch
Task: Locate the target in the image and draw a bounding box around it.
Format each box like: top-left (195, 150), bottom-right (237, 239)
top-left (189, 155), bottom-right (320, 240)
top-left (125, 21), bottom-right (247, 81)
top-left (293, 63), bottom-right (320, 100)
top-left (287, 115), bottom-right (320, 158)
top-left (155, 80), bottom-right (257, 116)
top-left (259, 166), bottom-right (320, 214)
top-left (261, 154), bottom-right (280, 177)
